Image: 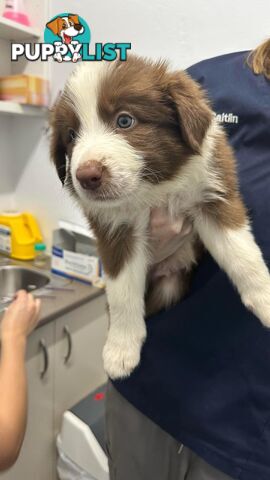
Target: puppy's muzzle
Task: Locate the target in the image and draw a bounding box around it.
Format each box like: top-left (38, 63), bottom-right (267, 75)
top-left (76, 161), bottom-right (103, 190)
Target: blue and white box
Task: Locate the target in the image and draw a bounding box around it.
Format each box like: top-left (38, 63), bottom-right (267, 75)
top-left (52, 221), bottom-right (103, 284)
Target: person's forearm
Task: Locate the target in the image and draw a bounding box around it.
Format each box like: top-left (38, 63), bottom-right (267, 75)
top-left (0, 336), bottom-right (27, 470)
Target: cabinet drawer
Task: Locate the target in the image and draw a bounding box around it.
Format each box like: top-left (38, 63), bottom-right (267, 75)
top-left (54, 293), bottom-right (108, 434)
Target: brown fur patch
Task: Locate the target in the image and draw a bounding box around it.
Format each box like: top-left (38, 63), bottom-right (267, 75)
top-left (201, 132), bottom-right (247, 229)
top-left (167, 71), bottom-right (213, 154)
top-left (89, 217), bottom-right (135, 278)
top-left (145, 233), bottom-right (204, 316)
top-left (49, 93), bottom-right (80, 188)
top-left (145, 270), bottom-right (192, 317)
top-left (98, 57), bottom-right (212, 184)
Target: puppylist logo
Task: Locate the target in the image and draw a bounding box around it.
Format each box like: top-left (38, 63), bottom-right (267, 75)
top-left (11, 13), bottom-right (131, 63)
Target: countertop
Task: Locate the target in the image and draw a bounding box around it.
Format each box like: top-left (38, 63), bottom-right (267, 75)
top-left (0, 256), bottom-right (105, 328)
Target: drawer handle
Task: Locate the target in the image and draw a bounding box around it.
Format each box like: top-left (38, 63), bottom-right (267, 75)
top-left (63, 325), bottom-right (72, 364)
top-left (39, 339), bottom-right (49, 379)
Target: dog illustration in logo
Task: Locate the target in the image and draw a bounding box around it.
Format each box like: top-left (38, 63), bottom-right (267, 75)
top-left (46, 14), bottom-right (84, 63)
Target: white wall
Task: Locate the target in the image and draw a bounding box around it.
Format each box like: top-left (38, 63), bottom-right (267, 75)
top-left (1, 0), bottom-right (270, 247)
top-left (13, 116), bottom-right (85, 242)
top-left (0, 118), bottom-right (13, 200)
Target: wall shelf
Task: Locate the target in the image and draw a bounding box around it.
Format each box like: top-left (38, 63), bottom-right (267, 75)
top-left (0, 100), bottom-right (47, 117)
top-left (0, 17), bottom-right (41, 41)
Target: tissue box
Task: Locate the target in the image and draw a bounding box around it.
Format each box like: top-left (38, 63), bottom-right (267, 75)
top-left (0, 74), bottom-right (49, 106)
top-left (52, 221), bottom-right (103, 285)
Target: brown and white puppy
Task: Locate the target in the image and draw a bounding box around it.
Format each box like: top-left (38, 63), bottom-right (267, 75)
top-left (50, 56), bottom-right (270, 379)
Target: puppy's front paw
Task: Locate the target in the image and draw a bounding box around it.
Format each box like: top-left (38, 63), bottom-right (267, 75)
top-left (243, 287), bottom-right (270, 327)
top-left (103, 331), bottom-right (145, 379)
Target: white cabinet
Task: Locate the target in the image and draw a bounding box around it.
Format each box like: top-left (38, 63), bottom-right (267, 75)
top-left (54, 295), bottom-right (108, 435)
top-left (0, 293), bottom-right (108, 480)
top-left (0, 321), bottom-right (55, 480)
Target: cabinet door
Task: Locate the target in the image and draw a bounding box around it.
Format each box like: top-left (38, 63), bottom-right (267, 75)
top-left (54, 293), bottom-right (108, 434)
top-left (0, 322), bottom-right (55, 480)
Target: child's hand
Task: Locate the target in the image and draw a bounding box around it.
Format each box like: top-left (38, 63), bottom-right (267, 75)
top-left (1, 291), bottom-right (41, 342)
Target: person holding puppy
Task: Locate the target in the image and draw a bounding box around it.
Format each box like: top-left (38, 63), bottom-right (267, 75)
top-left (106, 39), bottom-right (270, 480)
top-left (0, 291), bottom-right (40, 471)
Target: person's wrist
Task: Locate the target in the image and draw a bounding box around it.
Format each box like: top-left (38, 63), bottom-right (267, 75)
top-left (1, 332), bottom-right (27, 351)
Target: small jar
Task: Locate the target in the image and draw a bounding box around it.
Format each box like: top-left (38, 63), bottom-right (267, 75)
top-left (33, 243), bottom-right (48, 269)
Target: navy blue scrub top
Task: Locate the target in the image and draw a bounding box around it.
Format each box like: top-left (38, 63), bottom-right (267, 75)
top-left (113, 51), bottom-right (270, 480)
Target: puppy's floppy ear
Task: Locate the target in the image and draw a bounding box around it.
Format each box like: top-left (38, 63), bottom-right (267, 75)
top-left (46, 17), bottom-right (61, 36)
top-left (49, 98), bottom-right (66, 185)
top-left (69, 14), bottom-right (80, 24)
top-left (167, 71), bottom-right (213, 154)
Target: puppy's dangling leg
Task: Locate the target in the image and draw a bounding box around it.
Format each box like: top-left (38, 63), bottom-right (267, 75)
top-left (102, 216), bottom-right (150, 380)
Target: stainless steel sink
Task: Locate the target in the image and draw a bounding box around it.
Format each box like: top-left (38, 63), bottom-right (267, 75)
top-left (0, 266), bottom-right (50, 300)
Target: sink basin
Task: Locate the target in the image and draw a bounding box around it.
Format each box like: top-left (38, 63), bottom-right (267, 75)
top-left (0, 266), bottom-right (50, 299)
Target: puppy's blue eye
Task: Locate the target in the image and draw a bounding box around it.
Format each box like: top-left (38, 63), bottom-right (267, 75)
top-left (117, 114), bottom-right (134, 129)
top-left (68, 128), bottom-right (77, 142)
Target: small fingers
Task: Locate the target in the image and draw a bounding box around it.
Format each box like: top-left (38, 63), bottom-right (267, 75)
top-left (15, 289), bottom-right (27, 297)
top-left (26, 295), bottom-right (41, 334)
top-left (6, 290), bottom-right (27, 312)
top-left (27, 294), bottom-right (40, 315)
top-left (14, 289), bottom-right (28, 302)
top-left (26, 292), bottom-right (35, 311)
top-left (34, 299), bottom-right (41, 321)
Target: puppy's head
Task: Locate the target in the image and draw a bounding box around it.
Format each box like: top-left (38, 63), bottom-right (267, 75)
top-left (50, 56), bottom-right (213, 210)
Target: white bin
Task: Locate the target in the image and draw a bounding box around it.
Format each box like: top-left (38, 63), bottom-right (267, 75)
top-left (57, 384), bottom-right (109, 480)
top-left (57, 443), bottom-right (96, 480)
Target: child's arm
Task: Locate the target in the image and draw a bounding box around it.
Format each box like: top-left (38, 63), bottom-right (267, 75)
top-left (0, 291), bottom-right (40, 470)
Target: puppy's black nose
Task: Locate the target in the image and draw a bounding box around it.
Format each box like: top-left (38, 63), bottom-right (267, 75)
top-left (76, 161), bottom-right (103, 190)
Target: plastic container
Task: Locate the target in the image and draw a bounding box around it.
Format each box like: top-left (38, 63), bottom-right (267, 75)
top-left (2, 0), bottom-right (31, 27)
top-left (0, 212), bottom-right (43, 260)
top-left (57, 382), bottom-right (109, 480)
top-left (34, 243), bottom-right (48, 268)
top-left (57, 446), bottom-right (96, 480)
top-left (0, 75), bottom-right (49, 107)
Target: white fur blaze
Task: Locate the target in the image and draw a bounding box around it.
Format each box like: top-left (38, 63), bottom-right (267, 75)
top-left (103, 216), bottom-right (149, 379)
top-left (66, 62), bottom-right (143, 211)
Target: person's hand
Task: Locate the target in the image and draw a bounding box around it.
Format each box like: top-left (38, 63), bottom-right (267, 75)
top-left (1, 291), bottom-right (41, 343)
top-left (149, 207), bottom-right (193, 264)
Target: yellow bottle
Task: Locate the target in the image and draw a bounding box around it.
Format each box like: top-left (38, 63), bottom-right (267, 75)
top-left (0, 212), bottom-right (43, 260)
